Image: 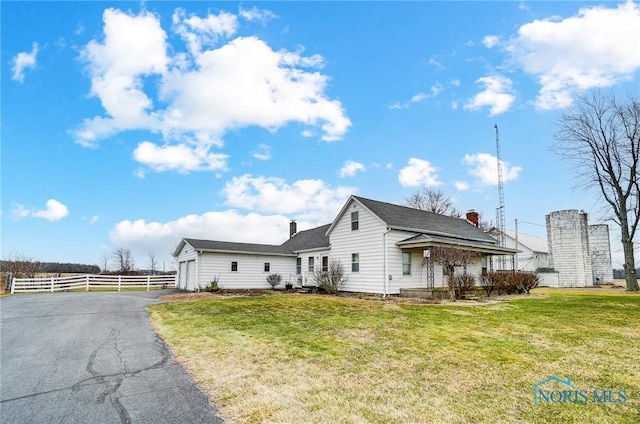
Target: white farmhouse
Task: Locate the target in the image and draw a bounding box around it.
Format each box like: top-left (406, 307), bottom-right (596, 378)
top-left (174, 195), bottom-right (517, 294)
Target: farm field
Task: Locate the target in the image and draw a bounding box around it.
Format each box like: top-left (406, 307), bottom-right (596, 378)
top-left (148, 289), bottom-right (640, 423)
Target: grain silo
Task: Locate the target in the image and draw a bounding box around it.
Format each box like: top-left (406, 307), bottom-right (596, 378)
top-left (588, 224), bottom-right (614, 284)
top-left (546, 210), bottom-right (593, 287)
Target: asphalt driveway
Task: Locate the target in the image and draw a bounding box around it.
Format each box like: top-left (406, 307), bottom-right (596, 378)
top-left (0, 290), bottom-right (223, 423)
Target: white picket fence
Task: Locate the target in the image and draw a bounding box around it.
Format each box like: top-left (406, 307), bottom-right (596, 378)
top-left (10, 274), bottom-right (176, 294)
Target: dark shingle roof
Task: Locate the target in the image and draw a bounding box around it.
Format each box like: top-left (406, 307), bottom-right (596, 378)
top-left (179, 224), bottom-right (331, 256)
top-left (181, 238), bottom-right (292, 256)
top-left (280, 224), bottom-right (331, 252)
top-left (353, 196), bottom-right (496, 243)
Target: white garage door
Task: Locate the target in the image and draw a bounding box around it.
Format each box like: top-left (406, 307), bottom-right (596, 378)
top-left (179, 262), bottom-right (187, 289)
top-left (186, 260), bottom-right (196, 291)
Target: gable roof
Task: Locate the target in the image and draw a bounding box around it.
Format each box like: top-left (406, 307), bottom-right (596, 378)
top-left (503, 230), bottom-right (548, 253)
top-left (175, 224), bottom-right (332, 257)
top-left (175, 238), bottom-right (293, 257)
top-left (280, 224), bottom-right (331, 252)
top-left (331, 195), bottom-right (497, 244)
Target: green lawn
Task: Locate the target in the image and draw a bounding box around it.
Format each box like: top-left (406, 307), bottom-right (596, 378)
top-left (148, 290), bottom-right (640, 423)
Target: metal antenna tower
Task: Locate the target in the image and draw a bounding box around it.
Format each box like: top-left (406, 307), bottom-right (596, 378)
top-left (494, 124), bottom-right (506, 269)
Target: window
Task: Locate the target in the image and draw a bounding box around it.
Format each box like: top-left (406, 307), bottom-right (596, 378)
top-left (351, 253), bottom-right (359, 272)
top-left (264, 262), bottom-right (270, 272)
top-left (402, 252), bottom-right (411, 275)
top-left (308, 257), bottom-right (315, 273)
top-left (322, 256), bottom-right (329, 272)
top-left (231, 261), bottom-right (238, 272)
top-left (351, 211), bottom-right (359, 231)
top-left (296, 258), bottom-right (302, 275)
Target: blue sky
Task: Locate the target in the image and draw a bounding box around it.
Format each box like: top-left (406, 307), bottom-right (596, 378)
top-left (2, 1), bottom-right (639, 271)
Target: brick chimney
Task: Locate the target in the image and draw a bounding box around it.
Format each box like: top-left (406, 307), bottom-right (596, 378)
top-left (466, 210), bottom-right (479, 227)
top-left (289, 220), bottom-right (297, 238)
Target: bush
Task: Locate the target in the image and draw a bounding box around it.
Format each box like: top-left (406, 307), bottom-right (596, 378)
top-left (451, 273), bottom-right (476, 299)
top-left (204, 276), bottom-right (220, 292)
top-left (266, 273), bottom-right (282, 290)
top-left (313, 259), bottom-right (348, 294)
top-left (479, 274), bottom-right (495, 297)
top-left (514, 272), bottom-right (539, 294)
top-left (486, 271), bottom-right (538, 295)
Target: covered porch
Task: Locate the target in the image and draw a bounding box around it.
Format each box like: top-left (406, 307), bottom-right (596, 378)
top-left (396, 233), bottom-right (519, 295)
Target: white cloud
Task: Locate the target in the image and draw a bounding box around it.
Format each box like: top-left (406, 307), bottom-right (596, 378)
top-left (13, 199), bottom-right (69, 222)
top-left (464, 75), bottom-right (515, 116)
top-left (252, 143), bottom-right (271, 161)
top-left (339, 160), bottom-right (365, 178)
top-left (173, 8), bottom-right (238, 55)
top-left (519, 2), bottom-right (530, 12)
top-left (75, 8), bottom-right (351, 167)
top-left (11, 204), bottom-right (31, 220)
top-left (398, 158), bottom-right (441, 187)
top-left (110, 174), bottom-right (354, 261)
top-left (454, 181), bottom-right (470, 191)
top-left (159, 36), bottom-right (348, 141)
top-left (239, 6), bottom-right (278, 24)
top-left (12, 42), bottom-right (39, 83)
top-left (82, 215), bottom-right (100, 224)
top-left (505, 2), bottom-right (640, 110)
top-left (110, 210), bottom-right (295, 258)
top-left (429, 56), bottom-right (445, 70)
top-left (76, 8), bottom-right (168, 147)
top-left (463, 153), bottom-right (522, 186)
top-left (221, 174), bottom-right (354, 222)
top-left (390, 84), bottom-right (443, 109)
top-left (482, 35), bottom-right (500, 48)
top-left (133, 141), bottom-right (228, 173)
top-left (450, 79), bottom-right (460, 87)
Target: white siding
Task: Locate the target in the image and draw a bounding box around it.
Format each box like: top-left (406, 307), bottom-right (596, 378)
top-left (498, 233), bottom-right (549, 272)
top-left (297, 249), bottom-right (331, 286)
top-left (328, 199), bottom-right (388, 294)
top-left (197, 252), bottom-right (295, 290)
top-left (384, 231), bottom-right (443, 293)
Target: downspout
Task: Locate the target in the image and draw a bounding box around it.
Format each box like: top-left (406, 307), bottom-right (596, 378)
top-left (196, 251), bottom-right (202, 292)
top-left (383, 228), bottom-right (391, 298)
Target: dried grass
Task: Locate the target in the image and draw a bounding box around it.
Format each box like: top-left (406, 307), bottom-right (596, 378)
top-left (149, 291), bottom-right (640, 424)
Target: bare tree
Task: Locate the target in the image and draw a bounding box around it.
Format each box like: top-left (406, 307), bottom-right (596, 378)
top-left (101, 254), bottom-right (110, 274)
top-left (406, 188), bottom-right (462, 217)
top-left (112, 247), bottom-right (135, 274)
top-left (313, 259), bottom-right (348, 294)
top-left (407, 188), bottom-right (492, 230)
top-left (1, 253), bottom-right (43, 292)
top-left (423, 247), bottom-right (479, 301)
top-left (148, 252), bottom-right (158, 275)
top-left (554, 91), bottom-right (639, 291)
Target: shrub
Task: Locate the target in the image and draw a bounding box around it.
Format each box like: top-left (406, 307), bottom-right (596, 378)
top-left (486, 271), bottom-right (538, 295)
top-left (204, 276), bottom-right (220, 292)
top-left (479, 274), bottom-right (495, 297)
top-left (313, 259), bottom-right (348, 294)
top-left (514, 272), bottom-right (539, 294)
top-left (266, 273), bottom-right (282, 290)
top-left (451, 273), bottom-right (476, 299)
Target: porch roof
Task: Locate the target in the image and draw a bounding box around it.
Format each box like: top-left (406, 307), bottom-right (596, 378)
top-left (396, 233), bottom-right (519, 256)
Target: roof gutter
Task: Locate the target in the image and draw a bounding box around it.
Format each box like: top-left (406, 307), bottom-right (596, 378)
top-left (396, 240), bottom-right (519, 255)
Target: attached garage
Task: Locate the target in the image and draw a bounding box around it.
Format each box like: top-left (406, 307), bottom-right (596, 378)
top-left (173, 238), bottom-right (299, 291)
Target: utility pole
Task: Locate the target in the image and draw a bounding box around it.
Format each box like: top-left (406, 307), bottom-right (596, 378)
top-left (514, 218), bottom-right (519, 271)
top-left (495, 124), bottom-right (506, 270)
